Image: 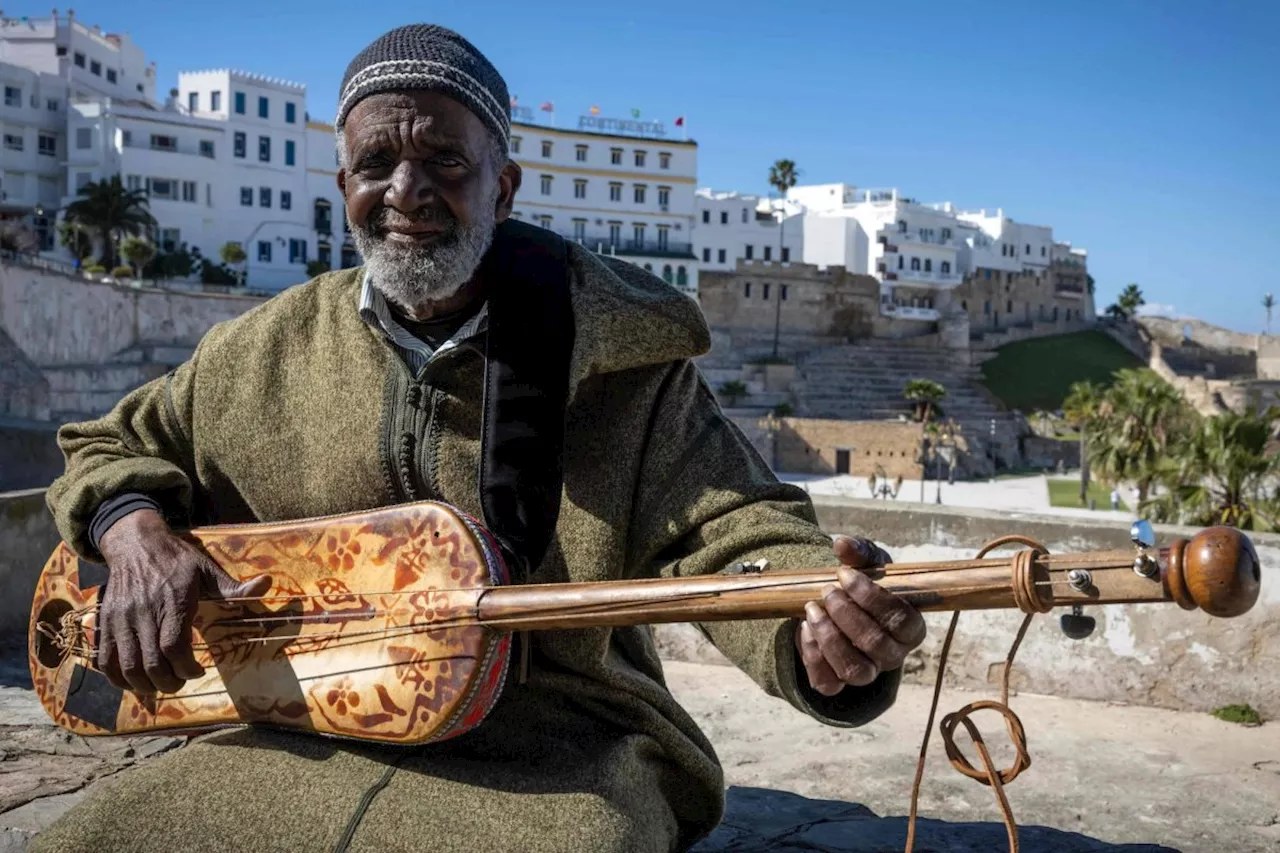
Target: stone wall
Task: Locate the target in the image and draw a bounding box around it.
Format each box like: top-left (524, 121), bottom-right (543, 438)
top-left (1021, 435), bottom-right (1080, 470)
top-left (773, 418), bottom-right (924, 479)
top-left (0, 489), bottom-right (60, 643)
top-left (657, 497), bottom-right (1280, 718)
top-left (1138, 315), bottom-right (1259, 353)
top-left (0, 329), bottom-right (49, 421)
top-left (954, 262), bottom-right (1095, 336)
top-left (0, 424), bottom-right (63, 492)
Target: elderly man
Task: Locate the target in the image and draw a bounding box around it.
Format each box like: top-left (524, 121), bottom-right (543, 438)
top-left (33, 24), bottom-right (924, 853)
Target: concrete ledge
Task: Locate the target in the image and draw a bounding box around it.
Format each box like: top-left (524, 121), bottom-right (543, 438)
top-left (0, 490), bottom-right (59, 643)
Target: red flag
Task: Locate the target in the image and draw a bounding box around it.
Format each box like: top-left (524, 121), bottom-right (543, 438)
top-left (674, 116), bottom-right (684, 127)
top-left (540, 101), bottom-right (554, 112)
top-left (510, 95), bottom-right (518, 107)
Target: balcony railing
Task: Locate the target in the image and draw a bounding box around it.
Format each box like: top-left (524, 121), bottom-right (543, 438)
top-left (884, 268), bottom-right (962, 286)
top-left (571, 236), bottom-right (695, 258)
top-left (881, 303), bottom-right (940, 321)
top-left (880, 229), bottom-right (957, 248)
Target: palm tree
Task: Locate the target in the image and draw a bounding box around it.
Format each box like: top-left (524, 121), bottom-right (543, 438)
top-left (1264, 293), bottom-right (1275, 335)
top-left (1146, 406), bottom-right (1280, 530)
top-left (1088, 368), bottom-right (1192, 507)
top-left (1107, 283), bottom-right (1145, 320)
top-left (1063, 380), bottom-right (1105, 505)
top-left (767, 159), bottom-right (800, 358)
top-left (904, 379), bottom-right (946, 501)
top-left (64, 176), bottom-right (156, 269)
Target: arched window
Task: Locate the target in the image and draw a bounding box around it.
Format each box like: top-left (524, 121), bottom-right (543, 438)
top-left (910, 257), bottom-right (921, 271)
top-left (941, 261), bottom-right (951, 274)
top-left (662, 264), bottom-right (673, 284)
top-left (676, 265), bottom-right (688, 286)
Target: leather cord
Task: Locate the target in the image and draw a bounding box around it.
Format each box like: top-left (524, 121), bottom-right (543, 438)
top-left (904, 536), bottom-right (1048, 853)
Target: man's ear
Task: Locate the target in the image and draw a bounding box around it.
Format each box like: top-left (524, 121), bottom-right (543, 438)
top-left (337, 168), bottom-right (346, 197)
top-left (494, 160), bottom-right (522, 223)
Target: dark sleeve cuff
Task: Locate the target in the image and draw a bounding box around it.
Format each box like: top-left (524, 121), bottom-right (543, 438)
top-left (776, 618), bottom-right (903, 727)
top-left (88, 492), bottom-right (163, 554)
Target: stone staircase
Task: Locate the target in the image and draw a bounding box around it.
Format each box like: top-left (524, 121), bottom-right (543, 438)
top-left (790, 343), bottom-right (1023, 473)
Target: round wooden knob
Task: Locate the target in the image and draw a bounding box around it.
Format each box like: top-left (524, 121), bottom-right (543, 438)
top-left (1181, 527), bottom-right (1262, 618)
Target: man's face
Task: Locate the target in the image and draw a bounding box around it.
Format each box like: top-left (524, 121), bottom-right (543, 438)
top-left (338, 90), bottom-right (520, 312)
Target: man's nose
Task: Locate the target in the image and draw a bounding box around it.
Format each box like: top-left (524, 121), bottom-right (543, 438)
top-left (384, 161), bottom-right (433, 212)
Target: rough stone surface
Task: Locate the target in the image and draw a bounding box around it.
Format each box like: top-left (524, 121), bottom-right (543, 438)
top-left (0, 493), bottom-right (61, 645)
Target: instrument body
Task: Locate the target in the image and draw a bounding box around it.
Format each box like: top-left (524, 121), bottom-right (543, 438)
top-left (28, 501), bottom-right (1261, 746)
top-left (29, 502), bottom-right (513, 745)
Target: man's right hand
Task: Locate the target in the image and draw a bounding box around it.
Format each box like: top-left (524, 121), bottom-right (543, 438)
top-left (96, 509), bottom-right (271, 694)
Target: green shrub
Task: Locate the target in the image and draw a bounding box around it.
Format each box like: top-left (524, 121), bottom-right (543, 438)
top-left (110, 265), bottom-right (134, 279)
top-left (1211, 704), bottom-right (1262, 725)
top-left (83, 264), bottom-right (106, 274)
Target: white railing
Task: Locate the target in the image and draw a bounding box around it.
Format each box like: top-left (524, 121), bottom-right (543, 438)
top-left (881, 303), bottom-right (940, 321)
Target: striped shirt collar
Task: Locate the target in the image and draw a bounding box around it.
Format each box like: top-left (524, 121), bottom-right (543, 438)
top-left (357, 268), bottom-right (489, 371)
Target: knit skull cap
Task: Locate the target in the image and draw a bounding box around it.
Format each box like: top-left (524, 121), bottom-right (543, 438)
top-left (335, 24), bottom-right (510, 146)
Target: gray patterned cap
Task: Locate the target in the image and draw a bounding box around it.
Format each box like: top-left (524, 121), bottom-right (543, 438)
top-left (336, 24), bottom-right (510, 146)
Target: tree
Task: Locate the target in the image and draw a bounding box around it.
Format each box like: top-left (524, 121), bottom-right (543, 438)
top-left (766, 158), bottom-right (800, 358)
top-left (1106, 283), bottom-right (1145, 320)
top-left (64, 175), bottom-right (156, 269)
top-left (119, 237), bottom-right (156, 278)
top-left (1264, 293), bottom-right (1275, 335)
top-left (220, 241), bottom-right (247, 284)
top-left (1088, 368), bottom-right (1192, 507)
top-left (58, 222), bottom-right (94, 263)
top-left (1146, 406), bottom-right (1280, 530)
top-left (1063, 379), bottom-right (1105, 506)
top-left (719, 380), bottom-right (748, 407)
top-left (904, 379), bottom-right (946, 501)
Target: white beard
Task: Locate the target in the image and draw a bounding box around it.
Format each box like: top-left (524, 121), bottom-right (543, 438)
top-left (349, 198), bottom-right (497, 313)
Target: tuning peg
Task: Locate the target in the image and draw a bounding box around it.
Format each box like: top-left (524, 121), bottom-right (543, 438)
top-left (1060, 605), bottom-right (1096, 640)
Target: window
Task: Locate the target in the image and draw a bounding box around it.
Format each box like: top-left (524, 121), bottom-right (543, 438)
top-left (657, 187), bottom-right (670, 207)
top-left (717, 249), bottom-right (726, 263)
top-left (608, 222), bottom-right (621, 244)
top-left (3, 133), bottom-right (23, 151)
top-left (182, 181), bottom-right (197, 202)
top-left (106, 69), bottom-right (118, 84)
top-left (90, 60), bottom-right (102, 76)
top-left (188, 92), bottom-right (198, 112)
top-left (126, 175), bottom-right (141, 191)
top-left (151, 134), bottom-right (177, 151)
top-left (285, 140), bottom-right (295, 166)
top-left (258, 96), bottom-right (269, 118)
top-left (659, 152), bottom-right (671, 169)
top-left (609, 182), bottom-right (622, 202)
top-left (742, 208), bottom-right (748, 223)
top-left (536, 214), bottom-right (552, 229)
top-left (983, 300), bottom-right (991, 315)
top-left (743, 282), bottom-right (752, 298)
top-left (984, 268), bottom-right (991, 280)
top-left (702, 210), bottom-right (710, 224)
top-left (633, 223), bottom-right (645, 245)
top-left (634, 150), bottom-right (646, 167)
top-left (318, 241), bottom-right (332, 267)
top-left (941, 261), bottom-right (951, 274)
top-left (1025, 244), bottom-right (1031, 254)
top-left (573, 179), bottom-right (586, 199)
top-left (898, 255), bottom-right (904, 270)
top-left (258, 240), bottom-right (272, 262)
top-left (158, 228), bottom-right (180, 252)
top-left (38, 134), bottom-right (56, 156)
top-left (259, 136), bottom-right (270, 162)
top-left (281, 190), bottom-right (292, 210)
top-left (1041, 246), bottom-right (1046, 257)
top-left (511, 136), bottom-right (521, 154)
top-left (910, 257), bottom-right (921, 271)
top-left (898, 220), bottom-right (907, 233)
top-left (634, 185), bottom-right (646, 204)
top-left (942, 227), bottom-right (951, 240)
top-left (782, 247), bottom-right (791, 262)
top-left (763, 283), bottom-right (771, 300)
top-left (541, 140), bottom-right (552, 158)
top-left (702, 248), bottom-right (711, 262)
top-left (610, 148), bottom-right (622, 165)
top-left (763, 246), bottom-right (773, 261)
top-left (540, 174), bottom-right (553, 195)
top-left (575, 144), bottom-right (587, 162)
top-left (149, 178), bottom-right (177, 200)
top-left (657, 226), bottom-right (670, 251)
top-left (314, 199), bottom-right (333, 234)
top-left (76, 127), bottom-right (91, 149)
top-left (46, 98), bottom-right (59, 111)
top-left (200, 139), bottom-right (215, 158)
top-left (234, 92), bottom-right (245, 114)
top-left (234, 132), bottom-right (246, 158)
top-left (662, 264), bottom-right (673, 284)
top-left (572, 219), bottom-right (586, 240)
top-left (1008, 299), bottom-right (1014, 313)
top-left (211, 91), bottom-right (222, 111)
top-left (286, 102), bottom-right (296, 124)
top-left (289, 238), bottom-right (307, 264)
top-left (74, 172), bottom-right (90, 191)
top-left (745, 245), bottom-right (754, 260)
top-left (3, 86), bottom-right (19, 107)
top-left (73, 52), bottom-right (85, 68)
top-left (260, 187), bottom-right (272, 207)
top-left (924, 259), bottom-right (932, 272)
top-left (720, 211), bottom-right (728, 224)
top-left (780, 284), bottom-right (788, 300)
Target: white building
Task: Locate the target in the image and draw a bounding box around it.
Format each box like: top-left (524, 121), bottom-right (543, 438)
top-left (693, 189), bottom-right (802, 272)
top-left (305, 118), bottom-right (358, 271)
top-left (784, 182), bottom-right (1087, 322)
top-left (507, 111), bottom-right (698, 295)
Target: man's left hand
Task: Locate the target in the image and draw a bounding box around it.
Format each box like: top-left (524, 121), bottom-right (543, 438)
top-left (795, 535), bottom-right (927, 696)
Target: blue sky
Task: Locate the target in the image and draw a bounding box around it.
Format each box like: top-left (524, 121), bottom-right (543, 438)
top-left (50, 0), bottom-right (1280, 332)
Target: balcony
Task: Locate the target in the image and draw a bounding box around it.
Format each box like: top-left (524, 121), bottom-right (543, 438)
top-left (880, 302), bottom-right (940, 321)
top-left (571, 235), bottom-right (696, 259)
top-left (885, 268), bottom-right (963, 287)
top-left (1055, 281), bottom-right (1086, 298)
top-left (880, 229), bottom-right (957, 249)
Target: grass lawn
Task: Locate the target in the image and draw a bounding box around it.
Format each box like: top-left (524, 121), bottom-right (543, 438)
top-left (1047, 477), bottom-right (1127, 511)
top-left (980, 330), bottom-right (1144, 412)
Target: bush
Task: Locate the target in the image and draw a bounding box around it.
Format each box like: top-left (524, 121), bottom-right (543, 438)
top-left (199, 258), bottom-right (239, 286)
top-left (110, 265), bottom-right (134, 279)
top-left (306, 260), bottom-right (332, 278)
top-left (83, 264), bottom-right (106, 274)
top-left (772, 402), bottom-right (794, 417)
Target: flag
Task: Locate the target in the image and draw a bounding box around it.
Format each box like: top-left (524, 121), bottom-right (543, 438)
top-left (630, 108), bottom-right (641, 118)
top-left (589, 105), bottom-right (600, 115)
top-left (540, 101), bottom-right (554, 112)
top-left (674, 116), bottom-right (684, 127)
top-left (510, 95), bottom-right (518, 107)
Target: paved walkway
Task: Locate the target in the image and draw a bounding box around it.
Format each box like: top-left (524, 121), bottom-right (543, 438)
top-left (782, 472), bottom-right (1140, 522)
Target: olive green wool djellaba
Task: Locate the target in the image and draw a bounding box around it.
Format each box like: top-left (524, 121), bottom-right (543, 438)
top-left (36, 239), bottom-right (900, 853)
